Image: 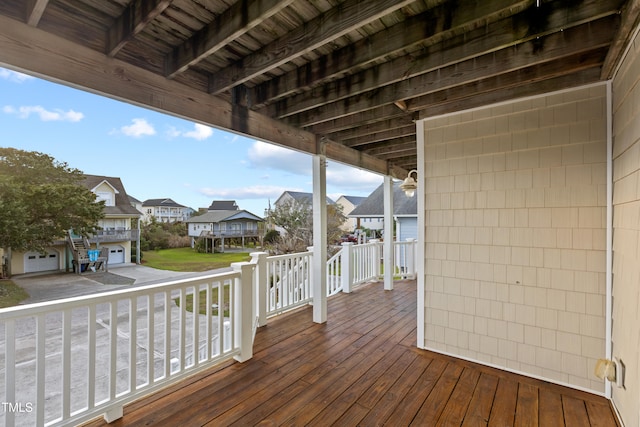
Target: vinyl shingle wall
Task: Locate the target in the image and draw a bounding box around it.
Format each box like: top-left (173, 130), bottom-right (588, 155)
top-left (421, 84), bottom-right (607, 393)
top-left (611, 29), bottom-right (640, 427)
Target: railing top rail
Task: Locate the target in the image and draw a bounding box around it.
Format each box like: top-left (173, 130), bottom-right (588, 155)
top-left (266, 251), bottom-right (312, 262)
top-left (0, 270), bottom-right (241, 320)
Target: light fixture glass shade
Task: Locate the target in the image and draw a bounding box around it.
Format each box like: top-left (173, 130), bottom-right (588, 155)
top-left (400, 175), bottom-right (417, 197)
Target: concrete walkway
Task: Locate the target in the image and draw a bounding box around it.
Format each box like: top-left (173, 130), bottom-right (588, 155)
top-left (12, 264), bottom-right (233, 304)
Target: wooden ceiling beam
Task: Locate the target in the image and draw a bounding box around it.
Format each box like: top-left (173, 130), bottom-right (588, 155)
top-left (362, 138), bottom-right (416, 157)
top-left (342, 125), bottom-right (417, 148)
top-left (419, 67), bottom-right (603, 119)
top-left (208, 0), bottom-right (415, 95)
top-left (277, 16), bottom-right (615, 126)
top-left (26, 0), bottom-right (48, 27)
top-left (410, 49), bottom-right (606, 114)
top-left (329, 116), bottom-right (416, 143)
top-left (249, 0), bottom-right (531, 108)
top-left (107, 0), bottom-right (172, 57)
top-left (289, 20), bottom-right (613, 128)
top-left (0, 14), bottom-right (399, 179)
top-left (307, 104), bottom-right (409, 135)
top-left (601, 0), bottom-right (640, 78)
top-left (164, 0), bottom-right (294, 78)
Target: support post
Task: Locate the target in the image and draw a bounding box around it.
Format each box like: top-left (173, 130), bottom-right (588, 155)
top-left (383, 176), bottom-right (394, 290)
top-left (312, 154), bottom-right (327, 323)
top-left (250, 252), bottom-right (268, 327)
top-left (341, 242), bottom-right (353, 293)
top-left (231, 261), bottom-right (255, 362)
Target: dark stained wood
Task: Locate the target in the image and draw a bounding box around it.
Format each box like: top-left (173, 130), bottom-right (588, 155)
top-left (207, 0), bottom-right (416, 94)
top-left (107, 0), bottom-right (172, 57)
top-left (81, 279), bottom-right (618, 427)
top-left (0, 0), bottom-right (631, 173)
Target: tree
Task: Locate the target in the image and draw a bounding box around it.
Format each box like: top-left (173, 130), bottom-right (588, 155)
top-left (266, 200), bottom-right (346, 254)
top-left (0, 148), bottom-right (105, 257)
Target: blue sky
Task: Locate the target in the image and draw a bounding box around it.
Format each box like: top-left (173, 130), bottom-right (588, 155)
top-left (0, 67), bottom-right (383, 216)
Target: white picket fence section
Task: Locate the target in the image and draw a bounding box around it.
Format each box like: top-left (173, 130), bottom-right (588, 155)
top-left (265, 251), bottom-right (312, 317)
top-left (0, 263), bottom-right (254, 427)
top-left (0, 240), bottom-right (417, 427)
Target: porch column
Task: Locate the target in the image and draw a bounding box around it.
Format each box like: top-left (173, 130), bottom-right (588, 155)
top-left (383, 175), bottom-right (394, 290)
top-left (312, 154), bottom-right (327, 323)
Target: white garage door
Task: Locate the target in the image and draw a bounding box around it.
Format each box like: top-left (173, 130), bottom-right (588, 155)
top-left (106, 246), bottom-right (125, 264)
top-left (24, 249), bottom-right (59, 273)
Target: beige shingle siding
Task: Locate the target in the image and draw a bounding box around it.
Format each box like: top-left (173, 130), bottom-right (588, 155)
top-left (610, 28), bottom-right (640, 427)
top-left (422, 84), bottom-right (607, 393)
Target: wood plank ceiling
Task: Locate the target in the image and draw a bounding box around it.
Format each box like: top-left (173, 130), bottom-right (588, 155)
top-left (0, 0), bottom-right (637, 178)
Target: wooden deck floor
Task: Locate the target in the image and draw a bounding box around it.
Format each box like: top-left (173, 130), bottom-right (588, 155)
top-left (85, 279), bottom-right (619, 427)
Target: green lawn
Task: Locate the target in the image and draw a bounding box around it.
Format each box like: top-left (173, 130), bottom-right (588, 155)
top-left (141, 247), bottom-right (251, 272)
top-left (0, 280), bottom-right (30, 308)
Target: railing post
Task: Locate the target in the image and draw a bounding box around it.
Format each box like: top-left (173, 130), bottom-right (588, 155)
top-left (341, 242), bottom-right (354, 293)
top-left (231, 262), bottom-right (255, 363)
top-left (370, 239), bottom-right (381, 280)
top-left (406, 238), bottom-right (416, 279)
top-left (250, 252), bottom-right (268, 327)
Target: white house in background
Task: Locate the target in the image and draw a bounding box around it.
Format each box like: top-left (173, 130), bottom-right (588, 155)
top-left (348, 182), bottom-right (417, 241)
top-left (128, 195), bottom-right (144, 214)
top-left (185, 200), bottom-right (264, 252)
top-left (335, 195), bottom-right (367, 232)
top-left (141, 198), bottom-right (193, 223)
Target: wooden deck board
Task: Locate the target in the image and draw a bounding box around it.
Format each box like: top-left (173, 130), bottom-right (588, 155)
top-left (83, 279), bottom-right (619, 427)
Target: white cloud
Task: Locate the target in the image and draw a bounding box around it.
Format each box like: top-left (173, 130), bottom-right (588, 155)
top-left (3, 105), bottom-right (84, 122)
top-left (246, 140), bottom-right (382, 195)
top-left (121, 118), bottom-right (156, 137)
top-left (200, 185), bottom-right (301, 200)
top-left (325, 162), bottom-right (382, 192)
top-left (0, 69), bottom-right (33, 83)
top-left (247, 140), bottom-right (310, 175)
top-left (184, 123), bottom-right (213, 140)
top-left (165, 123), bottom-right (213, 140)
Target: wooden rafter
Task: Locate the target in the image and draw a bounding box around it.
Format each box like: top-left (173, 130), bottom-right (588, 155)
top-left (107, 0), bottom-right (172, 57)
top-left (249, 0), bottom-right (532, 108)
top-left (26, 0), bottom-right (48, 27)
top-left (288, 21), bottom-right (613, 128)
top-left (164, 0), bottom-right (295, 78)
top-left (601, 0), bottom-right (640, 78)
top-left (0, 14), bottom-right (403, 179)
top-left (342, 125), bottom-right (417, 148)
top-left (264, 3), bottom-right (620, 120)
top-left (208, 0), bottom-right (415, 95)
top-left (330, 117), bottom-right (417, 143)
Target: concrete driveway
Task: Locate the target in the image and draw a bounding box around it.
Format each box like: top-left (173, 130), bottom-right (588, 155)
top-left (12, 264), bottom-right (232, 304)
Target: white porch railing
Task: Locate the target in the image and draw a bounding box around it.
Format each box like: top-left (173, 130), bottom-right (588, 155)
top-left (0, 263), bottom-right (254, 427)
top-left (0, 240), bottom-right (417, 426)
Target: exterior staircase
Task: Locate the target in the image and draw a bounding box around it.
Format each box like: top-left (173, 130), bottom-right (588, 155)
top-left (67, 231), bottom-right (108, 274)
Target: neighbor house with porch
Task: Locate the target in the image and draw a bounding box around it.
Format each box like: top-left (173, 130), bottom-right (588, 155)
top-left (186, 200), bottom-right (264, 251)
top-left (1, 1), bottom-right (639, 426)
top-left (4, 174), bottom-right (141, 275)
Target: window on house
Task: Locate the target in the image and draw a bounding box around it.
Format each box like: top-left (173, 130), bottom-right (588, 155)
top-left (96, 191), bottom-right (114, 206)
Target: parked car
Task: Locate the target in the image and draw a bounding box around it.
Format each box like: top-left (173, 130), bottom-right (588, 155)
top-left (340, 234), bottom-right (358, 243)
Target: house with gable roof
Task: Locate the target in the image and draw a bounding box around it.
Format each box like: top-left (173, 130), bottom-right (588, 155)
top-left (335, 195), bottom-right (367, 232)
top-left (7, 174), bottom-right (141, 275)
top-left (141, 198), bottom-right (193, 223)
top-left (185, 200), bottom-right (264, 252)
top-left (349, 182), bottom-right (417, 242)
